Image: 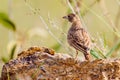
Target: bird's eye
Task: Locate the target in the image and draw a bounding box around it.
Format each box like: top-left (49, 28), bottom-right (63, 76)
top-left (68, 15), bottom-right (70, 18)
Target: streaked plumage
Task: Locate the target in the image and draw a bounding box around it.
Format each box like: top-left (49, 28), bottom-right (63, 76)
top-left (63, 13), bottom-right (91, 60)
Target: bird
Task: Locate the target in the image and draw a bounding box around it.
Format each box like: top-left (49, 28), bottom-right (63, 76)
top-left (63, 13), bottom-right (91, 60)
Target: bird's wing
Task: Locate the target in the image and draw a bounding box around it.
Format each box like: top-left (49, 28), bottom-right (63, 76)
top-left (72, 28), bottom-right (91, 51)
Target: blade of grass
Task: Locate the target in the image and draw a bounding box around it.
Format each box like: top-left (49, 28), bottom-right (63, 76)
top-left (95, 46), bottom-right (106, 59)
top-left (81, 0), bottom-right (100, 16)
top-left (9, 44), bottom-right (17, 59)
top-left (81, 2), bottom-right (120, 37)
top-left (102, 33), bottom-right (107, 48)
top-left (0, 12), bottom-right (16, 31)
top-left (51, 43), bottom-right (61, 51)
top-left (66, 0), bottom-right (75, 14)
top-left (1, 57), bottom-right (9, 63)
top-left (24, 0), bottom-right (71, 54)
top-left (106, 40), bottom-right (120, 57)
top-left (90, 49), bottom-right (100, 59)
top-left (1, 44), bottom-right (17, 63)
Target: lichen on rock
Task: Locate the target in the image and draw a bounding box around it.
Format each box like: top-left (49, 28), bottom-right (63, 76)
top-left (1, 47), bottom-right (120, 80)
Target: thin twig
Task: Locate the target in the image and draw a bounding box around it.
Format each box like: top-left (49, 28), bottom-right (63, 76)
top-left (99, 0), bottom-right (118, 32)
top-left (115, 0), bottom-right (120, 29)
top-left (38, 15), bottom-right (71, 53)
top-left (95, 45), bottom-right (106, 58)
top-left (47, 13), bottom-right (67, 37)
top-left (66, 0), bottom-right (76, 14)
top-left (73, 0), bottom-right (88, 30)
top-left (115, 7), bottom-right (120, 27)
top-left (81, 2), bottom-right (120, 37)
top-left (81, 0), bottom-right (99, 16)
top-left (48, 14), bottom-right (73, 54)
top-left (24, 0), bottom-right (71, 53)
top-left (114, 6), bottom-right (120, 40)
top-left (73, 0), bottom-right (80, 15)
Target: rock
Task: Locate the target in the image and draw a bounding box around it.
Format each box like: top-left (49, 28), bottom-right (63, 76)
top-left (1, 47), bottom-right (120, 80)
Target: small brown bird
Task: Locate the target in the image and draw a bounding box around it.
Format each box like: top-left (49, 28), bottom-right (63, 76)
top-left (63, 13), bottom-right (91, 60)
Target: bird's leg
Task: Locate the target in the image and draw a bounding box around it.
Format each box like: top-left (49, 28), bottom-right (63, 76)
top-left (84, 51), bottom-right (91, 61)
top-left (75, 50), bottom-right (78, 59)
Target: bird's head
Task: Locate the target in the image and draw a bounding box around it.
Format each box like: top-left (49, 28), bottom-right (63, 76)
top-left (63, 13), bottom-right (79, 23)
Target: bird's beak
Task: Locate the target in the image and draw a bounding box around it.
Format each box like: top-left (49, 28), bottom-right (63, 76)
top-left (63, 16), bottom-right (68, 19)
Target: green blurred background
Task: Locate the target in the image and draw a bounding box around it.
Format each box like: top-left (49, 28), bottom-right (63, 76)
top-left (0, 0), bottom-right (120, 72)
